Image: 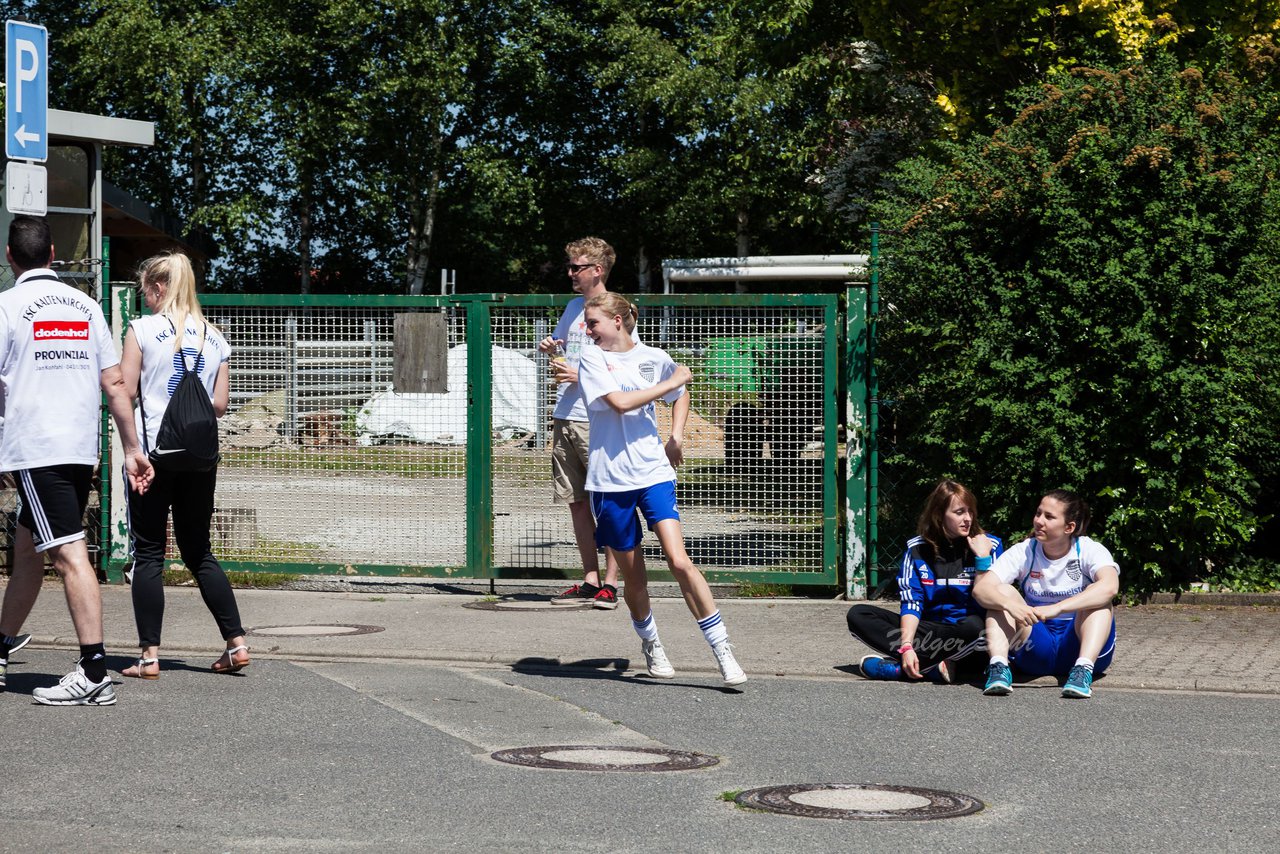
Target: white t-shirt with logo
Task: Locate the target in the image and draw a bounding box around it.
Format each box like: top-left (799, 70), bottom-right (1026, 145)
top-left (577, 343), bottom-right (683, 492)
top-left (0, 269), bottom-right (119, 469)
top-left (550, 297), bottom-right (640, 422)
top-left (130, 313), bottom-right (230, 453)
top-left (988, 535), bottom-right (1119, 617)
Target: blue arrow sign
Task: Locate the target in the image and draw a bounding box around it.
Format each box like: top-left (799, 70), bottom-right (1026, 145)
top-left (6, 20), bottom-right (48, 162)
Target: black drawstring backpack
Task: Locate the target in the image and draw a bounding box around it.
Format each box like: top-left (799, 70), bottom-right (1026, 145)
top-left (141, 319), bottom-right (220, 472)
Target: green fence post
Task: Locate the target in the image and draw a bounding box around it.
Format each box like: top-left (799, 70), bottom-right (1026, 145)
top-left (98, 236), bottom-right (112, 580)
top-left (867, 224), bottom-right (882, 592)
top-left (462, 296), bottom-right (495, 579)
top-left (844, 283), bottom-right (869, 599)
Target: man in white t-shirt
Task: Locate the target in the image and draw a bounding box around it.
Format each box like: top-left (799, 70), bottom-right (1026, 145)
top-left (536, 237), bottom-right (644, 610)
top-left (0, 216), bottom-right (153, 706)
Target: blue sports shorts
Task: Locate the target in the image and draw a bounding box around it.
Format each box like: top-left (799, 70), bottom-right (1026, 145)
top-left (589, 481), bottom-right (680, 552)
top-left (1012, 612), bottom-right (1116, 678)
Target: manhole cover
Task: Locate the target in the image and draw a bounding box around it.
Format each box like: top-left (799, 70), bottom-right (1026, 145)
top-left (735, 784), bottom-right (983, 821)
top-left (491, 745), bottom-right (719, 772)
top-left (249, 624), bottom-right (385, 637)
top-left (464, 598), bottom-right (592, 612)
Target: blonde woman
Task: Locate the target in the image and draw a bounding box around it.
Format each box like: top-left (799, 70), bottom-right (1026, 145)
top-left (119, 252), bottom-right (248, 679)
top-left (571, 292), bottom-right (746, 686)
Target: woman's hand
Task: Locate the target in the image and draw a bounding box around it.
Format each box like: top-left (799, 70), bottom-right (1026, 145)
top-left (1004, 596), bottom-right (1042, 628)
top-left (672, 364), bottom-right (692, 386)
top-left (538, 336), bottom-right (564, 354)
top-left (665, 435), bottom-right (684, 467)
top-left (1031, 602), bottom-right (1065, 621)
top-left (967, 533), bottom-right (993, 558)
top-left (901, 647), bottom-right (922, 679)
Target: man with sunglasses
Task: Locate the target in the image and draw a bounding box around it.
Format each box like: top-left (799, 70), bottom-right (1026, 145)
top-left (537, 237), bottom-right (648, 609)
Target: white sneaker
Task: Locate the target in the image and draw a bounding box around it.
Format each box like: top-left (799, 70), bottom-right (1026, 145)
top-left (712, 642), bottom-right (747, 686)
top-left (641, 639), bottom-right (675, 679)
top-left (32, 665), bottom-right (116, 706)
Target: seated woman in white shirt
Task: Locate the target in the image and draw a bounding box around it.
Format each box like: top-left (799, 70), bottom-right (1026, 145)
top-left (972, 489), bottom-right (1119, 699)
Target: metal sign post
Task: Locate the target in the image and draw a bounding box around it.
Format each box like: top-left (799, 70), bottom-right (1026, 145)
top-left (5, 19), bottom-right (49, 215)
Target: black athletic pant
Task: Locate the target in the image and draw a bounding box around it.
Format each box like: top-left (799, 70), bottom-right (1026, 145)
top-left (128, 466), bottom-right (244, 647)
top-left (846, 604), bottom-right (986, 672)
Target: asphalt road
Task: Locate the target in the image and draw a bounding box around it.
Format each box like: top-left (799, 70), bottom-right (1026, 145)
top-left (2, 646), bottom-right (1273, 853)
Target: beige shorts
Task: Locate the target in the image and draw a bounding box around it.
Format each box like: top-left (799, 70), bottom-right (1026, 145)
top-left (551, 418), bottom-right (591, 504)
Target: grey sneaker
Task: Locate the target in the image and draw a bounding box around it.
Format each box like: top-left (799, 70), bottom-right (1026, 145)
top-left (641, 639), bottom-right (675, 678)
top-left (8, 633), bottom-right (31, 655)
top-left (32, 665), bottom-right (116, 706)
top-left (712, 642), bottom-right (747, 686)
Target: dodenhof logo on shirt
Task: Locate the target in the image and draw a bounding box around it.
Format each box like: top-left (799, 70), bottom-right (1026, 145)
top-left (32, 320), bottom-right (90, 340)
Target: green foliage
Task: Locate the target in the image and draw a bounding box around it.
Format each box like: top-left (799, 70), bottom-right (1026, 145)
top-left (869, 46), bottom-right (1280, 596)
top-left (850, 0), bottom-right (1280, 129)
top-left (1203, 557), bottom-right (1280, 593)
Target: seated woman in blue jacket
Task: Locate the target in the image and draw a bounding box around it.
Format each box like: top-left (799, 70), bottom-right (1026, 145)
top-left (847, 479), bottom-right (1003, 683)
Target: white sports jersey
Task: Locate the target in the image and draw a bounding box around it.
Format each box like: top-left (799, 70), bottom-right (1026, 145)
top-left (550, 297), bottom-right (640, 422)
top-left (577, 342), bottom-right (684, 492)
top-left (989, 536), bottom-right (1119, 615)
top-left (0, 269), bottom-right (119, 469)
top-left (130, 313), bottom-right (230, 453)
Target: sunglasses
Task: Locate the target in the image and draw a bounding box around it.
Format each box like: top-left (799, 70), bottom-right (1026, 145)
top-left (566, 262), bottom-right (598, 273)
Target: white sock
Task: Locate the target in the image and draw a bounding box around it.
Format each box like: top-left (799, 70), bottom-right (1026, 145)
top-left (632, 612), bottom-right (659, 642)
top-left (990, 656), bottom-right (1009, 667)
top-left (698, 610), bottom-right (729, 647)
top-left (1074, 657), bottom-right (1095, 672)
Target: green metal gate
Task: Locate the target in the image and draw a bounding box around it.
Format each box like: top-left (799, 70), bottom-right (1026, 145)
top-left (105, 290), bottom-right (859, 587)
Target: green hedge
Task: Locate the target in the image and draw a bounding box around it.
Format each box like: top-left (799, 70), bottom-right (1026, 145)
top-left (869, 47), bottom-right (1280, 597)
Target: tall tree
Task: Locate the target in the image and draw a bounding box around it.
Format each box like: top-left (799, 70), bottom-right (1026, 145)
top-left (55, 0), bottom-right (270, 278)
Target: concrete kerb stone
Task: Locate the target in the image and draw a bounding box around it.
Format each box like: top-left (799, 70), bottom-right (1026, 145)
top-left (8, 580), bottom-right (1280, 696)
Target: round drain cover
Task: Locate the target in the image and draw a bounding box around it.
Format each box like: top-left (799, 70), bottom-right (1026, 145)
top-left (249, 624), bottom-right (385, 637)
top-left (735, 783), bottom-right (983, 821)
top-left (491, 745), bottom-right (719, 772)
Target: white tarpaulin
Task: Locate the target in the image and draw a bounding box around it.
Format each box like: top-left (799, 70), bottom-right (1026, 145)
top-left (355, 344), bottom-right (539, 445)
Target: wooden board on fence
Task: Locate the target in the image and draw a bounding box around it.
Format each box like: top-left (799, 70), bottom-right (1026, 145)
top-left (393, 312), bottom-right (448, 393)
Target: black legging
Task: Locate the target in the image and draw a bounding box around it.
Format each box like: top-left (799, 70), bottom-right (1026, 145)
top-left (846, 604), bottom-right (986, 672)
top-left (128, 466), bottom-right (244, 647)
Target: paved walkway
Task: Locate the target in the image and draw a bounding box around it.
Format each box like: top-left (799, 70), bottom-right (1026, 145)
top-left (6, 580), bottom-right (1278, 694)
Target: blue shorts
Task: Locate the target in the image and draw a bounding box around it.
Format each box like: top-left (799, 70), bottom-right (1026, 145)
top-left (589, 481), bottom-right (680, 552)
top-left (1012, 613), bottom-right (1116, 678)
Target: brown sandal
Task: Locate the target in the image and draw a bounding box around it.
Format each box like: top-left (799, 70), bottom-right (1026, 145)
top-left (212, 644), bottom-right (250, 674)
top-left (122, 657), bottom-right (160, 680)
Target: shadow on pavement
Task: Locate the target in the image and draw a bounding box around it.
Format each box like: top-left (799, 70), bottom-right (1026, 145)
top-left (511, 656), bottom-right (746, 694)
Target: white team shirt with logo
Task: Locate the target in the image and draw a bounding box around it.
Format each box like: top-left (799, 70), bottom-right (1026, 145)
top-left (551, 297), bottom-right (640, 422)
top-left (130, 313), bottom-right (230, 453)
top-left (577, 343), bottom-right (683, 492)
top-left (989, 535), bottom-right (1119, 616)
top-left (0, 269), bottom-right (119, 469)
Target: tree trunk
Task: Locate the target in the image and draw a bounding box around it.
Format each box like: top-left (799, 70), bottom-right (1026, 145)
top-left (736, 204), bottom-right (750, 294)
top-left (635, 242), bottom-right (650, 294)
top-left (406, 163), bottom-right (442, 296)
top-left (299, 179), bottom-right (312, 295)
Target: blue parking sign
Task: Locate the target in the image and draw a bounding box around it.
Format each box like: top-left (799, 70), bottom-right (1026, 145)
top-left (6, 20), bottom-right (48, 162)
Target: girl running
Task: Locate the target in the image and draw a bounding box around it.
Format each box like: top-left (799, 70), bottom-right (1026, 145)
top-left (973, 489), bottom-right (1119, 698)
top-left (575, 292), bottom-right (746, 686)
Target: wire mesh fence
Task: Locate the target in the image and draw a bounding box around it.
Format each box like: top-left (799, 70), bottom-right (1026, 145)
top-left (493, 296), bottom-right (836, 580)
top-left (195, 298), bottom-right (471, 571)
top-left (92, 292), bottom-right (842, 582)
